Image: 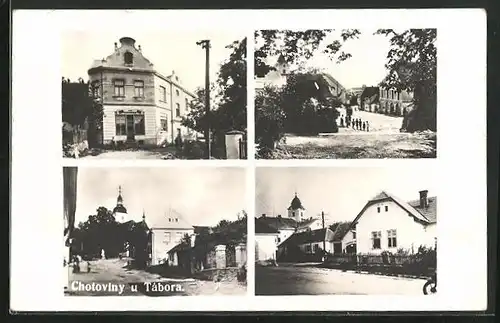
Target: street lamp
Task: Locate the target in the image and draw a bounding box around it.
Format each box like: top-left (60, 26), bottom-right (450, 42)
top-left (197, 39), bottom-right (211, 159)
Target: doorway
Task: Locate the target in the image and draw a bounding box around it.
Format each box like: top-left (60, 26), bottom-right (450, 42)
top-left (126, 115), bottom-right (135, 141)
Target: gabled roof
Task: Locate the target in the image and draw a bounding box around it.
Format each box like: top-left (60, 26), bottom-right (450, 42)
top-left (281, 228), bottom-right (335, 246)
top-left (149, 208), bottom-right (193, 230)
top-left (360, 86), bottom-right (380, 104)
top-left (321, 73), bottom-right (345, 91)
top-left (344, 191), bottom-right (437, 238)
top-left (255, 218), bottom-right (279, 234)
top-left (297, 218), bottom-right (318, 230)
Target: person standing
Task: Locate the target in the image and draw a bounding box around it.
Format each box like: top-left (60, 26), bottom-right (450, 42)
top-left (362, 121), bottom-right (366, 131)
top-left (366, 121), bottom-right (370, 132)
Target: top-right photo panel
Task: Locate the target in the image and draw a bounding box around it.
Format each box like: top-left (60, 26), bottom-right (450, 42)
top-left (254, 29), bottom-right (437, 160)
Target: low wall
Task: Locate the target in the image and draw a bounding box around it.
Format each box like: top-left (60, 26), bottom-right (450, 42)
top-left (192, 267), bottom-right (241, 282)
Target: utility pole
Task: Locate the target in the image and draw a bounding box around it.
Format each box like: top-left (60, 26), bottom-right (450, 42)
top-left (197, 40), bottom-right (211, 159)
top-left (321, 211), bottom-right (326, 259)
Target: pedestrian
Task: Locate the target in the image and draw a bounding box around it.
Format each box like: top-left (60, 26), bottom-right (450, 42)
top-left (366, 121), bottom-right (370, 132)
top-left (340, 116), bottom-right (345, 127)
top-left (362, 121), bottom-right (366, 131)
top-left (356, 118), bottom-right (360, 130)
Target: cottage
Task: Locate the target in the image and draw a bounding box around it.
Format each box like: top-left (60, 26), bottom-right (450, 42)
top-left (342, 190), bottom-right (437, 255)
top-left (359, 86), bottom-right (380, 112)
top-left (278, 228), bottom-right (335, 261)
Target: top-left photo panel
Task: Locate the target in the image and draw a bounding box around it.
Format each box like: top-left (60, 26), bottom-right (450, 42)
top-left (61, 31), bottom-right (248, 160)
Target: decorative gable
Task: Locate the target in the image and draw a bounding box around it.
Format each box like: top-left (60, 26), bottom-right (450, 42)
top-left (90, 37), bottom-right (155, 72)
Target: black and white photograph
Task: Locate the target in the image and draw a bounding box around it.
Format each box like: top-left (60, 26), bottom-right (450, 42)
top-left (255, 29), bottom-right (437, 159)
top-left (255, 166), bottom-right (437, 295)
top-left (63, 167), bottom-right (247, 296)
top-left (62, 31), bottom-right (247, 160)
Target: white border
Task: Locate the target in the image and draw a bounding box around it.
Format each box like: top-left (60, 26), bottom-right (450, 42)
top-left (11, 9), bottom-right (487, 312)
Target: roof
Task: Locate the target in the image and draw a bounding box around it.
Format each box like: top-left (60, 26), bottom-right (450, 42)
top-left (113, 205), bottom-right (127, 214)
top-left (330, 222), bottom-right (352, 241)
top-left (321, 73), bottom-right (345, 91)
top-left (149, 208), bottom-right (194, 230)
top-left (193, 226), bottom-right (211, 235)
top-left (282, 228), bottom-right (335, 246)
top-left (288, 194), bottom-right (305, 210)
top-left (297, 218), bottom-right (318, 230)
top-left (345, 191), bottom-right (437, 237)
top-left (360, 86), bottom-right (380, 104)
top-left (255, 218), bottom-right (279, 234)
top-left (407, 197), bottom-right (437, 223)
top-left (258, 216), bottom-right (298, 230)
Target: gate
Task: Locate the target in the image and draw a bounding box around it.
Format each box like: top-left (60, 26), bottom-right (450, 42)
top-left (238, 138), bottom-right (247, 159)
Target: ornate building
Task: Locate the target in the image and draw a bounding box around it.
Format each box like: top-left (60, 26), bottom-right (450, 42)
top-left (88, 37), bottom-right (197, 147)
top-left (112, 186), bottom-right (128, 224)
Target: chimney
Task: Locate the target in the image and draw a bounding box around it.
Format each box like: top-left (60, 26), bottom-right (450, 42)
top-left (277, 214), bottom-right (282, 218)
top-left (138, 45), bottom-right (142, 52)
top-left (114, 42), bottom-right (118, 50)
top-left (419, 190), bottom-right (429, 208)
top-left (261, 213), bottom-right (266, 218)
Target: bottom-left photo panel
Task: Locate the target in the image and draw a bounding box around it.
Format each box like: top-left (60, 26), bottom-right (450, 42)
top-left (62, 166), bottom-right (248, 296)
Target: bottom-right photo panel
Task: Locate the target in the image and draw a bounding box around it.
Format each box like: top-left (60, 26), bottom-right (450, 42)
top-left (255, 166), bottom-right (437, 296)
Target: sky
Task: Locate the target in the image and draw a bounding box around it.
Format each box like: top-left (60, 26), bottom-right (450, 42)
top-left (61, 31), bottom-right (246, 93)
top-left (258, 29), bottom-right (397, 90)
top-left (256, 166), bottom-right (437, 224)
top-left (73, 167), bottom-right (246, 227)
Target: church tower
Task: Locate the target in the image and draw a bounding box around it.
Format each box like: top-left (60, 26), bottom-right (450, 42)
top-left (287, 192), bottom-right (306, 222)
top-left (113, 186), bottom-right (128, 223)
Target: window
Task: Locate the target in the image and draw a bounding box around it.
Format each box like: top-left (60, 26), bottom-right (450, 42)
top-left (115, 115), bottom-right (126, 135)
top-left (371, 231), bottom-right (381, 249)
top-left (175, 103), bottom-right (181, 117)
top-left (377, 206), bottom-right (381, 213)
top-left (160, 86), bottom-right (166, 102)
top-left (160, 118), bottom-right (168, 131)
top-left (134, 115), bottom-right (145, 135)
top-left (352, 231), bottom-right (356, 239)
top-left (164, 232), bottom-right (171, 243)
top-left (91, 81), bottom-right (100, 98)
top-left (277, 237), bottom-right (281, 243)
top-left (124, 52), bottom-right (133, 65)
top-left (313, 244), bottom-right (319, 253)
top-left (387, 229), bottom-right (397, 248)
top-left (385, 205), bottom-right (389, 212)
top-left (176, 89), bottom-right (180, 96)
top-left (114, 79), bottom-right (125, 97)
top-left (175, 232), bottom-right (182, 241)
top-left (397, 91), bottom-right (400, 100)
top-left (305, 245), bottom-right (311, 253)
top-left (134, 80), bottom-right (144, 97)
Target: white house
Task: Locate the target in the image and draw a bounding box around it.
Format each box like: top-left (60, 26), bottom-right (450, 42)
top-left (343, 190), bottom-right (437, 255)
top-left (255, 218), bottom-right (280, 262)
top-left (279, 228), bottom-right (336, 257)
top-left (87, 37), bottom-right (197, 147)
top-left (149, 209), bottom-right (194, 266)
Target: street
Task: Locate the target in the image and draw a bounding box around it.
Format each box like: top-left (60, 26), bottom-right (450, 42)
top-left (274, 109), bottom-right (436, 159)
top-left (255, 264), bottom-right (427, 295)
top-left (66, 258), bottom-right (246, 296)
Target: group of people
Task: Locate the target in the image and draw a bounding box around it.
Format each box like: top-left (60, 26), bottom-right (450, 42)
top-left (339, 115), bottom-right (370, 132)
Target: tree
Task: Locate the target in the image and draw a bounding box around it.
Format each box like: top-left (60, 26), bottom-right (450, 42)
top-left (182, 38), bottom-right (247, 145)
top-left (375, 29), bottom-right (437, 132)
top-left (255, 85), bottom-right (286, 155)
top-left (255, 29), bottom-right (361, 77)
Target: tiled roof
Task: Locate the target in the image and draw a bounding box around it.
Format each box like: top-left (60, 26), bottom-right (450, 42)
top-left (282, 228), bottom-right (335, 245)
top-left (255, 218), bottom-right (279, 234)
top-left (408, 197), bottom-right (437, 223)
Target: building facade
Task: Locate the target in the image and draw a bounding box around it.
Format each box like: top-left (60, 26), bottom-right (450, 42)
top-left (378, 87), bottom-right (414, 117)
top-left (149, 209), bottom-right (195, 266)
top-left (344, 190), bottom-right (437, 255)
top-left (87, 37), bottom-right (197, 146)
